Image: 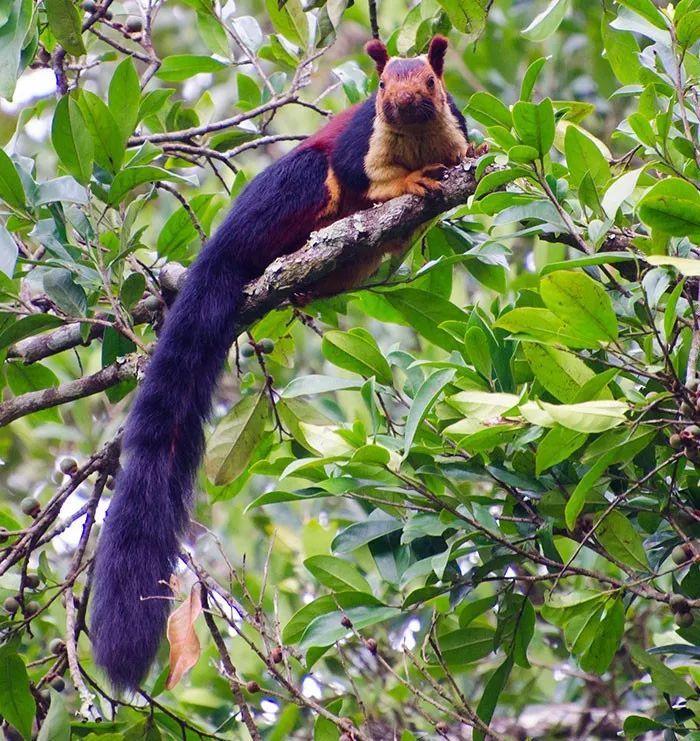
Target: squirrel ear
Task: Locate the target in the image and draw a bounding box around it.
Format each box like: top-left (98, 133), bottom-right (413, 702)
top-left (366, 39), bottom-right (389, 74)
top-left (427, 35), bottom-right (448, 77)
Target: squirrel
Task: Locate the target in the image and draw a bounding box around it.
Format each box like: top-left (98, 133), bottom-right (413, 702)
top-left (91, 35), bottom-right (474, 689)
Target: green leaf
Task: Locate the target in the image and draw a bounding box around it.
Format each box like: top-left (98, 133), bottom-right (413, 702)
top-left (435, 0), bottom-right (489, 41)
top-left (536, 425), bottom-right (587, 475)
top-left (520, 56), bottom-right (548, 101)
top-left (108, 166), bottom-right (193, 206)
top-left (0, 149), bottom-right (26, 209)
top-left (283, 592), bottom-right (383, 644)
top-left (322, 328), bottom-right (392, 385)
top-left (645, 255), bottom-right (700, 276)
top-left (43, 268), bottom-right (87, 316)
top-left (156, 55), bottom-right (228, 82)
top-left (51, 93), bottom-right (93, 185)
top-left (332, 518), bottom-right (402, 554)
top-left (0, 0), bottom-right (33, 101)
top-left (630, 645), bottom-right (694, 698)
top-left (579, 598), bottom-right (624, 673)
top-left (473, 656), bottom-right (514, 741)
top-left (617, 0), bottom-right (668, 29)
top-left (540, 270), bottom-right (618, 344)
top-left (601, 16), bottom-right (640, 84)
top-left (512, 98), bottom-right (555, 158)
top-left (120, 272), bottom-right (146, 309)
top-left (299, 604), bottom-right (398, 652)
top-left (638, 178), bottom-right (700, 240)
top-left (0, 223), bottom-right (18, 278)
top-left (522, 344), bottom-right (594, 402)
top-left (304, 555), bottom-right (371, 593)
top-left (109, 57), bottom-right (140, 140)
top-left (677, 9), bottom-right (700, 46)
top-left (281, 374), bottom-right (361, 398)
top-left (623, 716), bottom-right (668, 738)
top-left (264, 0), bottom-right (308, 47)
top-left (37, 691), bottom-right (70, 741)
top-left (205, 391), bottom-right (268, 485)
top-left (383, 288), bottom-right (470, 351)
top-left (601, 167), bottom-right (643, 219)
top-left (495, 307), bottom-right (600, 349)
top-left (596, 510), bottom-right (648, 570)
top-left (0, 314), bottom-right (64, 351)
top-left (0, 649), bottom-right (35, 740)
top-left (540, 400), bottom-right (627, 434)
top-left (76, 90), bottom-right (125, 173)
top-left (7, 362), bottom-right (59, 396)
top-left (564, 125), bottom-right (610, 187)
top-left (565, 427), bottom-right (654, 528)
top-left (435, 627), bottom-right (496, 666)
top-left (522, 0), bottom-right (570, 42)
top-left (466, 91), bottom-right (512, 129)
top-left (45, 0), bottom-right (86, 56)
top-left (403, 368), bottom-right (455, 454)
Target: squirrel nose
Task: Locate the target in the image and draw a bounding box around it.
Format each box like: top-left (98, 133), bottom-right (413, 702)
top-left (396, 91), bottom-right (415, 107)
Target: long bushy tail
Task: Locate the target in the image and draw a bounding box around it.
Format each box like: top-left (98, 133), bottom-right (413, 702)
top-left (91, 234), bottom-right (251, 690)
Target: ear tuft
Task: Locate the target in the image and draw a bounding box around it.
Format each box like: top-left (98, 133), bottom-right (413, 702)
top-left (366, 39), bottom-right (389, 74)
top-left (427, 35), bottom-right (448, 77)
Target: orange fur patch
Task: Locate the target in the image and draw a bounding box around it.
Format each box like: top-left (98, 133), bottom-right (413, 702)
top-left (319, 168), bottom-right (342, 219)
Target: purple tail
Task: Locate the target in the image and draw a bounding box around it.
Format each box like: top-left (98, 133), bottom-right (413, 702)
top-left (90, 231), bottom-right (250, 690)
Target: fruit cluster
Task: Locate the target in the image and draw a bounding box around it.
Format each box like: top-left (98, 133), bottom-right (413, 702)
top-left (240, 338), bottom-right (275, 358)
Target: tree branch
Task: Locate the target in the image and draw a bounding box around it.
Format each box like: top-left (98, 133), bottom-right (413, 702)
top-left (0, 355), bottom-right (142, 427)
top-left (2, 162), bottom-right (482, 424)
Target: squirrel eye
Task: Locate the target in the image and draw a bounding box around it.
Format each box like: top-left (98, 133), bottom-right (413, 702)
top-left (427, 77), bottom-right (435, 88)
top-left (379, 80), bottom-right (385, 89)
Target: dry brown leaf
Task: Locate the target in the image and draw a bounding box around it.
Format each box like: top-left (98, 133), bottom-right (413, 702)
top-left (165, 582), bottom-right (203, 689)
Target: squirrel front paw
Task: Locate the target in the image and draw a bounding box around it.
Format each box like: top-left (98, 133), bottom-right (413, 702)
top-left (403, 164), bottom-right (447, 196)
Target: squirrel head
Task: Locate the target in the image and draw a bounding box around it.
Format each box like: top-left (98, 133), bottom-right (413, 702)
top-left (366, 36), bottom-right (449, 128)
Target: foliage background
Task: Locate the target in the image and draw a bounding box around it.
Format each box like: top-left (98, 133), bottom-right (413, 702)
top-left (2, 0), bottom-right (700, 738)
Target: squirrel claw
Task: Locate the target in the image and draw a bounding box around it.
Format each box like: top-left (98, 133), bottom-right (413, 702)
top-left (290, 290), bottom-right (315, 307)
top-left (464, 141), bottom-right (489, 159)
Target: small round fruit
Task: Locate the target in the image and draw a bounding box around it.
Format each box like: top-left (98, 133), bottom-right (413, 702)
top-left (3, 596), bottom-right (19, 614)
top-left (49, 676), bottom-right (65, 692)
top-left (671, 434), bottom-right (683, 449)
top-left (51, 470), bottom-right (64, 484)
top-left (246, 680), bottom-right (260, 693)
top-left (125, 15), bottom-right (142, 32)
top-left (365, 638), bottom-right (378, 654)
top-left (81, 0), bottom-right (96, 10)
top-left (681, 401), bottom-right (694, 416)
top-left (59, 456), bottom-right (78, 475)
top-left (686, 425), bottom-right (700, 437)
top-left (104, 9), bottom-right (113, 20)
top-left (672, 544), bottom-right (693, 564)
top-left (49, 638), bottom-right (64, 655)
top-left (24, 600), bottom-right (40, 616)
top-left (675, 611), bottom-right (695, 628)
top-left (341, 615), bottom-right (352, 628)
top-left (240, 343), bottom-right (255, 358)
top-left (259, 338), bottom-right (274, 354)
top-left (670, 594), bottom-right (689, 613)
top-left (269, 646), bottom-right (283, 664)
top-left (0, 527), bottom-right (8, 543)
top-left (143, 294), bottom-right (161, 311)
top-left (25, 574), bottom-right (40, 589)
top-left (20, 497), bottom-right (40, 516)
